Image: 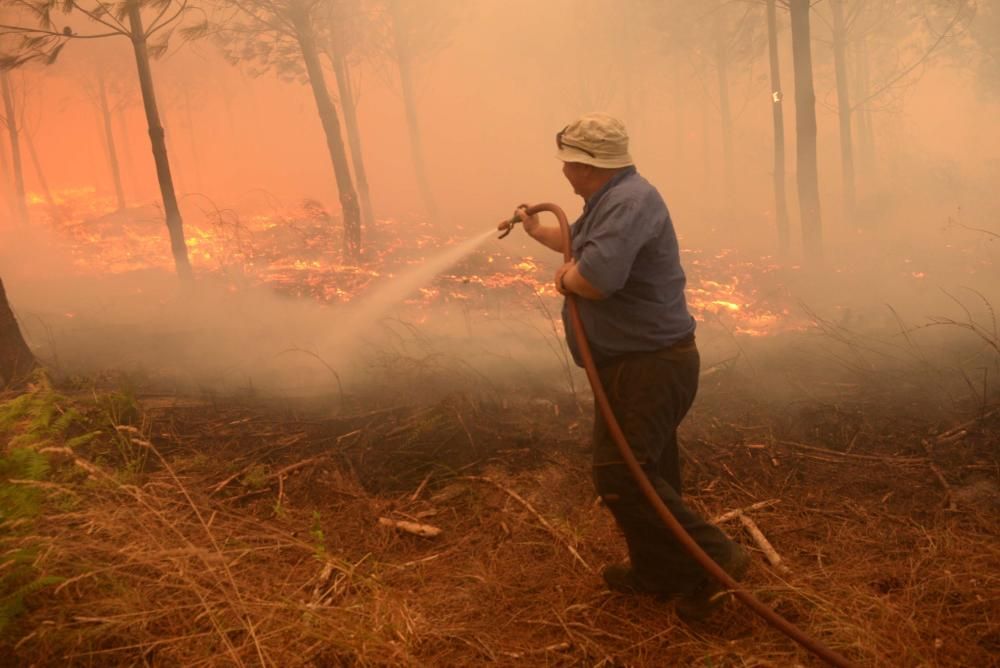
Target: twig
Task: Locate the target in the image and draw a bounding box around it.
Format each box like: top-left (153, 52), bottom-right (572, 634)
top-left (712, 499), bottom-right (780, 524)
top-left (271, 455), bottom-right (326, 480)
top-left (210, 464), bottom-right (254, 495)
top-left (500, 641), bottom-right (573, 659)
top-left (737, 511), bottom-right (790, 574)
top-left (935, 407), bottom-right (997, 443)
top-left (410, 472), bottom-right (432, 502)
top-left (462, 476), bottom-right (593, 573)
top-left (926, 463), bottom-right (957, 511)
top-left (378, 517), bottom-right (442, 538)
top-left (778, 440), bottom-right (923, 465)
top-left (922, 440), bottom-right (958, 511)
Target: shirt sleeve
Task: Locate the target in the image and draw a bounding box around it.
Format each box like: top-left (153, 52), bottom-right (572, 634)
top-left (574, 198), bottom-right (654, 297)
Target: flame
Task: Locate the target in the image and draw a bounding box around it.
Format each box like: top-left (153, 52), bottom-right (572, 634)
top-left (23, 188), bottom-right (811, 338)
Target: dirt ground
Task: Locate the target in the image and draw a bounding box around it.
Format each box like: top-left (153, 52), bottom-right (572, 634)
top-left (2, 347), bottom-right (998, 667)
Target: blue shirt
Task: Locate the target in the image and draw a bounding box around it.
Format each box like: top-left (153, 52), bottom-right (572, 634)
top-left (562, 167), bottom-right (696, 366)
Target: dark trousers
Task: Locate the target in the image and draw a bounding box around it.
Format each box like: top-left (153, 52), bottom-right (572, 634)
top-left (593, 342), bottom-right (735, 595)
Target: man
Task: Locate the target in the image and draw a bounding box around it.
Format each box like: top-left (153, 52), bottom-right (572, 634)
top-left (500, 113), bottom-right (749, 620)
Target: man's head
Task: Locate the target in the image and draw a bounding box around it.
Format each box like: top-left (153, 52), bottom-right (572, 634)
top-left (555, 113), bottom-right (633, 199)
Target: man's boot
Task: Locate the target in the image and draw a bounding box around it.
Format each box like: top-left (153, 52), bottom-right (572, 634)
top-left (675, 544), bottom-right (751, 622)
top-left (602, 562), bottom-right (684, 599)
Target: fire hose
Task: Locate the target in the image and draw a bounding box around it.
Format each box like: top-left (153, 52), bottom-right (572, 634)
top-left (502, 203), bottom-right (855, 668)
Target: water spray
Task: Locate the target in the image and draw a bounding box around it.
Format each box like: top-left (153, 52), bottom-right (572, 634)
top-left (501, 202), bottom-right (855, 668)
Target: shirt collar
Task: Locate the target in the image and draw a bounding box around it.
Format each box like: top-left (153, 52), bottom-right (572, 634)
top-left (584, 166), bottom-right (637, 213)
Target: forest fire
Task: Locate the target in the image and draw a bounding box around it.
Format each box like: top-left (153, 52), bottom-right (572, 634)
top-left (1, 0), bottom-right (997, 663)
top-left (31, 191), bottom-right (804, 337)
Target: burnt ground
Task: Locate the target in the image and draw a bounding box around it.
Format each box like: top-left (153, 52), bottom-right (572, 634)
top-left (1, 351), bottom-right (998, 667)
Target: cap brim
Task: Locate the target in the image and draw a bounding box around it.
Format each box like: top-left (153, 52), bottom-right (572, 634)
top-left (555, 147), bottom-right (633, 169)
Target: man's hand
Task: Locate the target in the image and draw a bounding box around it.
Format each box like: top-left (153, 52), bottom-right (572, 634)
top-left (497, 205), bottom-right (539, 237)
top-left (498, 204), bottom-right (565, 254)
top-left (555, 260), bottom-right (574, 296)
top-left (556, 261), bottom-right (606, 300)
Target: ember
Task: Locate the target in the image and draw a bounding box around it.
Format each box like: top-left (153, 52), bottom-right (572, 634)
top-left (27, 190), bottom-right (810, 338)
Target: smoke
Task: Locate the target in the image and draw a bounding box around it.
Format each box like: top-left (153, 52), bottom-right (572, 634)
top-left (2, 224), bottom-right (579, 402)
top-left (1, 0), bottom-right (997, 405)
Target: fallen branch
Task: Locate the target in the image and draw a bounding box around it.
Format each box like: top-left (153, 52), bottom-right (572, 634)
top-left (927, 463), bottom-right (958, 511)
top-left (462, 476), bottom-right (593, 573)
top-left (210, 465), bottom-right (254, 495)
top-left (410, 472), bottom-right (432, 502)
top-left (378, 517), bottom-right (442, 538)
top-left (272, 455), bottom-right (326, 479)
top-left (737, 511), bottom-right (790, 574)
top-left (778, 440), bottom-right (923, 465)
top-left (211, 455), bottom-right (327, 496)
top-left (922, 440), bottom-right (958, 511)
top-left (935, 408), bottom-right (997, 443)
top-left (712, 499), bottom-right (780, 524)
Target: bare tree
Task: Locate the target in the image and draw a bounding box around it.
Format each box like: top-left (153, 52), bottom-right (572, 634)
top-left (766, 0), bottom-right (791, 254)
top-left (0, 69), bottom-right (27, 224)
top-left (789, 0), bottom-right (823, 262)
top-left (96, 66), bottom-right (127, 210)
top-left (830, 0), bottom-right (857, 223)
top-left (325, 0), bottom-right (374, 234)
top-left (209, 0), bottom-right (363, 258)
top-left (0, 0), bottom-right (195, 279)
top-left (709, 1), bottom-right (764, 202)
top-left (386, 0), bottom-right (434, 221)
top-left (820, 0), bottom-right (974, 225)
top-left (377, 0), bottom-right (462, 223)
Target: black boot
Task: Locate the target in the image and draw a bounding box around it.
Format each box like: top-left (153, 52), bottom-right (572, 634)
top-left (675, 544), bottom-right (751, 622)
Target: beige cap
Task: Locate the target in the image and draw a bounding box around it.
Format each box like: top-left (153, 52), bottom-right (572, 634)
top-left (555, 112), bottom-right (633, 169)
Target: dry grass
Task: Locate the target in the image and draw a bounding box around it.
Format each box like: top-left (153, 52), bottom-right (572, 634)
top-left (3, 374), bottom-right (998, 667)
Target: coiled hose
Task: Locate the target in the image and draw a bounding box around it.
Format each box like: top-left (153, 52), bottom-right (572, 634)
top-left (522, 202), bottom-right (855, 668)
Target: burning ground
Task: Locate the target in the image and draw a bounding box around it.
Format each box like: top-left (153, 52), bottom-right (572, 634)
top-left (1, 196), bottom-right (998, 666)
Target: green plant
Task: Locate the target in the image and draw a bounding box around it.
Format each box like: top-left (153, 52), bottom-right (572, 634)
top-left (0, 547), bottom-right (62, 636)
top-left (0, 374), bottom-right (88, 636)
top-left (242, 464), bottom-right (270, 490)
top-left (310, 511), bottom-right (327, 560)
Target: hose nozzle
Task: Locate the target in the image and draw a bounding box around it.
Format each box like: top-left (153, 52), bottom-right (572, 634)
top-left (497, 209), bottom-right (524, 239)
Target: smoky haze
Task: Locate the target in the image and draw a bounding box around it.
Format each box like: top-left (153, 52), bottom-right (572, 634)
top-left (0, 0), bottom-right (998, 400)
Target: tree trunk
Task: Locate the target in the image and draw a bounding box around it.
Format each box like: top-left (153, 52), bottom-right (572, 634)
top-left (714, 7), bottom-right (734, 203)
top-left (789, 0), bottom-right (823, 262)
top-left (388, 0), bottom-right (438, 222)
top-left (182, 89), bottom-right (204, 193)
top-left (1, 71), bottom-right (28, 226)
top-left (127, 5), bottom-right (192, 279)
top-left (671, 59), bottom-right (684, 182)
top-left (700, 90), bottom-right (712, 204)
top-left (0, 125), bottom-right (15, 223)
top-left (831, 0), bottom-right (857, 226)
top-left (855, 34), bottom-right (876, 183)
top-left (98, 70), bottom-right (126, 210)
top-left (0, 278), bottom-right (36, 388)
top-left (116, 106), bottom-right (138, 201)
top-left (291, 4), bottom-right (361, 259)
top-left (767, 0), bottom-right (790, 255)
top-left (24, 131), bottom-right (56, 212)
top-left (329, 35), bottom-right (375, 235)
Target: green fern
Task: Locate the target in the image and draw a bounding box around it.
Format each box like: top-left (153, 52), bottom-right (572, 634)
top-left (0, 376), bottom-right (147, 636)
top-left (0, 374), bottom-right (85, 635)
top-left (0, 573), bottom-right (63, 636)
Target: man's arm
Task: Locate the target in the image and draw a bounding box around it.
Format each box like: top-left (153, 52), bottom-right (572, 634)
top-left (498, 206), bottom-right (565, 253)
top-left (555, 261), bottom-right (605, 300)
